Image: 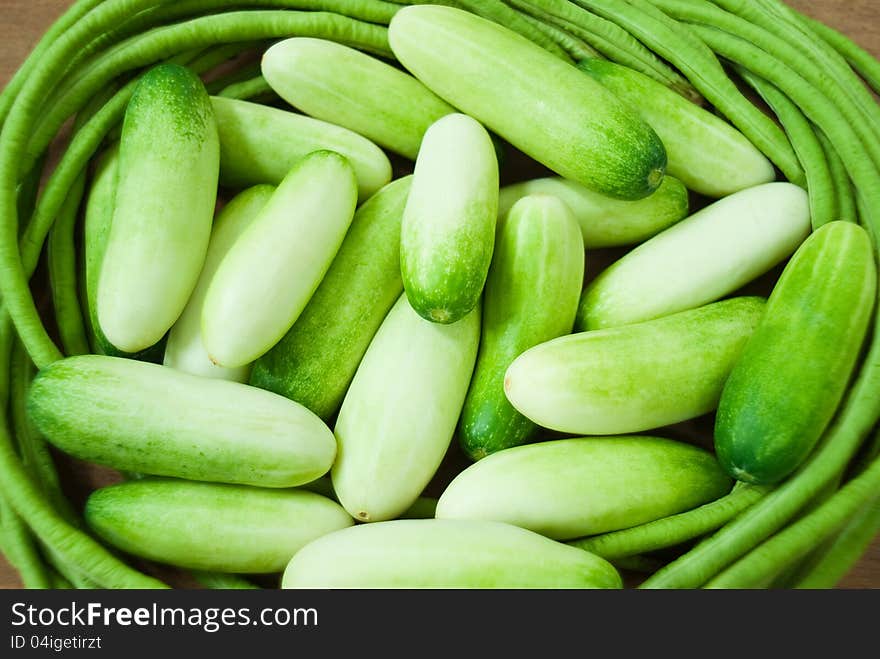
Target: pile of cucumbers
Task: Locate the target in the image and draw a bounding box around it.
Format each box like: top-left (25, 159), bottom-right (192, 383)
top-left (2, 0), bottom-right (880, 590)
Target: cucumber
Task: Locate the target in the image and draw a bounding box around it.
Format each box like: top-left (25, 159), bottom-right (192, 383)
top-left (202, 150), bottom-right (358, 368)
top-left (297, 476), bottom-right (438, 519)
top-left (498, 175), bottom-right (689, 249)
top-left (27, 355), bottom-right (337, 488)
top-left (577, 182), bottom-right (810, 331)
top-left (504, 296), bottom-right (766, 435)
top-left (436, 436), bottom-right (732, 539)
top-left (211, 96), bottom-right (391, 202)
top-left (97, 64), bottom-right (219, 354)
top-left (400, 113), bottom-right (498, 324)
top-left (332, 294), bottom-right (480, 522)
top-left (163, 184), bottom-right (274, 382)
top-left (85, 479), bottom-right (353, 573)
top-left (281, 519), bottom-right (622, 588)
top-left (249, 177), bottom-right (412, 419)
top-left (715, 221), bottom-right (877, 485)
top-left (261, 37), bottom-right (455, 160)
top-left (578, 58), bottom-right (776, 197)
top-left (388, 5), bottom-right (667, 200)
top-left (460, 194), bottom-right (583, 460)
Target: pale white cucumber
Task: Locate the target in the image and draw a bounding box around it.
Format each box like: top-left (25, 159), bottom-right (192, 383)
top-left (400, 113), bottom-right (498, 324)
top-left (332, 294), bottom-right (480, 522)
top-left (577, 182), bottom-right (810, 331)
top-left (202, 150), bottom-right (358, 368)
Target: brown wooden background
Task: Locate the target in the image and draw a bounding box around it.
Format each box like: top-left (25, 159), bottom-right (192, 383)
top-left (1, 0), bottom-right (879, 589)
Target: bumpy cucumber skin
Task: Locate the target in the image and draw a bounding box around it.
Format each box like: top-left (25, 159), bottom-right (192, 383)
top-left (578, 58), bottom-right (775, 197)
top-left (249, 177), bottom-right (412, 420)
top-left (436, 436), bottom-right (732, 539)
top-left (27, 355), bottom-right (337, 488)
top-left (261, 37), bottom-right (455, 160)
top-left (282, 519), bottom-right (622, 589)
top-left (211, 96), bottom-right (391, 202)
top-left (85, 479), bottom-right (353, 573)
top-left (504, 297), bottom-right (766, 435)
top-left (388, 6), bottom-right (667, 200)
top-left (97, 64), bottom-right (219, 354)
top-left (460, 194), bottom-right (584, 460)
top-left (400, 113), bottom-right (498, 324)
top-left (497, 175), bottom-right (689, 249)
top-left (715, 222), bottom-right (877, 485)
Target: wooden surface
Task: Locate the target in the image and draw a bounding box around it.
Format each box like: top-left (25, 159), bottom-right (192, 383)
top-left (1, 0), bottom-right (879, 589)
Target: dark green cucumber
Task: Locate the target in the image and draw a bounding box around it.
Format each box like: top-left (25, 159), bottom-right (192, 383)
top-left (460, 194), bottom-right (584, 460)
top-left (715, 221), bottom-right (877, 485)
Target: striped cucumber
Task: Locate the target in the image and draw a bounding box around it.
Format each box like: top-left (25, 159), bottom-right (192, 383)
top-left (202, 150), bottom-right (357, 368)
top-left (716, 221), bottom-right (877, 485)
top-left (261, 37), bottom-right (455, 160)
top-left (211, 96), bottom-right (391, 202)
top-left (163, 184), bottom-right (274, 382)
top-left (332, 294), bottom-right (480, 522)
top-left (437, 436), bottom-right (732, 539)
top-left (460, 194), bottom-right (584, 460)
top-left (578, 58), bottom-right (776, 197)
top-left (498, 175), bottom-right (689, 249)
top-left (401, 113), bottom-right (498, 324)
top-left (388, 5), bottom-right (667, 200)
top-left (282, 519), bottom-right (622, 589)
top-left (577, 183), bottom-right (811, 331)
top-left (504, 297), bottom-right (766, 435)
top-left (28, 355), bottom-right (337, 488)
top-left (249, 177), bottom-right (412, 419)
top-left (97, 63), bottom-right (219, 354)
top-left (85, 479), bottom-right (353, 573)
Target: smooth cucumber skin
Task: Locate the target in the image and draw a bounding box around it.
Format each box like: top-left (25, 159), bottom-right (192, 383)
top-left (261, 37), bottom-right (455, 160)
top-left (27, 355), bottom-right (337, 487)
top-left (577, 182), bottom-right (811, 331)
top-left (400, 113), bottom-right (498, 324)
top-left (436, 436), bottom-right (732, 539)
top-left (282, 519), bottom-right (622, 589)
top-left (97, 64), bottom-right (219, 354)
top-left (578, 58), bottom-right (775, 197)
top-left (504, 297), bottom-right (766, 435)
top-left (715, 222), bottom-right (877, 485)
top-left (202, 150), bottom-right (358, 368)
top-left (460, 194), bottom-right (584, 460)
top-left (249, 177), bottom-right (412, 420)
top-left (85, 479), bottom-right (353, 573)
top-left (163, 185), bottom-right (274, 382)
top-left (498, 175), bottom-right (689, 248)
top-left (388, 6), bottom-right (667, 200)
top-left (332, 294), bottom-right (480, 523)
top-left (211, 96), bottom-right (391, 202)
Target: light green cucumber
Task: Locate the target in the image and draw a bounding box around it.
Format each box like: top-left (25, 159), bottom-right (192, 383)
top-left (460, 194), bottom-right (583, 460)
top-left (577, 182), bottom-right (810, 331)
top-left (202, 150), bottom-right (357, 368)
top-left (388, 5), bottom-right (667, 200)
top-left (261, 37), bottom-right (455, 160)
top-left (211, 96), bottom-right (391, 202)
top-left (249, 177), bottom-right (412, 419)
top-left (578, 58), bottom-right (776, 197)
top-left (85, 479), bottom-right (353, 573)
top-left (498, 175), bottom-right (689, 248)
top-left (281, 519), bottom-right (622, 588)
top-left (436, 436), bottom-right (732, 539)
top-left (27, 355), bottom-right (337, 488)
top-left (504, 296), bottom-right (766, 436)
top-left (97, 63), bottom-right (219, 354)
top-left (332, 294), bottom-right (480, 522)
top-left (716, 221), bottom-right (877, 485)
top-left (297, 476), bottom-right (438, 519)
top-left (400, 113), bottom-right (498, 324)
top-left (163, 185), bottom-right (274, 383)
